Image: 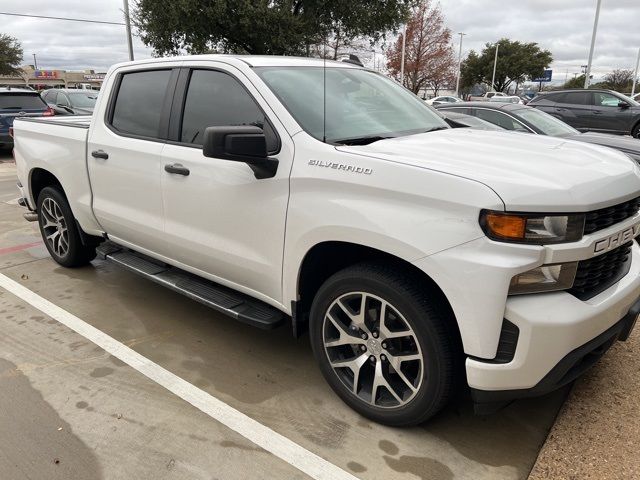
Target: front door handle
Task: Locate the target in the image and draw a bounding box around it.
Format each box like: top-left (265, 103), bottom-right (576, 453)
top-left (593, 110), bottom-right (603, 115)
top-left (91, 150), bottom-right (108, 159)
top-left (164, 163), bottom-right (190, 176)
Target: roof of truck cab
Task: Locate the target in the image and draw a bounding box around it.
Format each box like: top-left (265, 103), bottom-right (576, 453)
top-left (110, 54), bottom-right (362, 70)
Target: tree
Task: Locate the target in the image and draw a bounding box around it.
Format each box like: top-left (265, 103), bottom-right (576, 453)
top-left (385, 0), bottom-right (455, 95)
top-left (0, 34), bottom-right (23, 76)
top-left (603, 69), bottom-right (634, 92)
top-left (460, 38), bottom-right (552, 93)
top-left (563, 74), bottom-right (586, 89)
top-left (133, 0), bottom-right (414, 56)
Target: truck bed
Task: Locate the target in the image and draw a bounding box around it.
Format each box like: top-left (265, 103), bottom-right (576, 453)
top-left (13, 115), bottom-right (101, 236)
top-left (16, 115), bottom-right (92, 129)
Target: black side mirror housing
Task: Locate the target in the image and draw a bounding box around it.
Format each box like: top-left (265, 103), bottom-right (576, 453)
top-left (203, 126), bottom-right (278, 179)
top-left (618, 101), bottom-right (630, 109)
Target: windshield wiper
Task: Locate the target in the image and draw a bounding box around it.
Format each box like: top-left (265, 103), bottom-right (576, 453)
top-left (333, 135), bottom-right (391, 146)
top-left (421, 126), bottom-right (449, 133)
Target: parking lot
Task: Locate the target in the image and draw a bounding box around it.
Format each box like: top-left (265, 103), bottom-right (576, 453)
top-left (0, 151), bottom-right (569, 479)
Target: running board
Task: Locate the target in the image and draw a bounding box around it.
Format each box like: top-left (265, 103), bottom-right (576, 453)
top-left (96, 242), bottom-right (285, 329)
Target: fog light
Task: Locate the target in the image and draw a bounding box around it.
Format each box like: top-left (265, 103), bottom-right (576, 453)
top-left (509, 262), bottom-right (578, 295)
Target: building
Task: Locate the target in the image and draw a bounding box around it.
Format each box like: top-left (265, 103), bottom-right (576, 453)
top-left (0, 66), bottom-right (105, 90)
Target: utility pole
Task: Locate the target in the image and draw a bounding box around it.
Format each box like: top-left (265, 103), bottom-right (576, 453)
top-left (454, 32), bottom-right (466, 98)
top-left (491, 43), bottom-right (499, 92)
top-left (400, 24), bottom-right (407, 86)
top-left (32, 53), bottom-right (38, 70)
top-left (123, 0), bottom-right (135, 61)
top-left (584, 0), bottom-right (601, 89)
top-left (632, 47), bottom-right (640, 97)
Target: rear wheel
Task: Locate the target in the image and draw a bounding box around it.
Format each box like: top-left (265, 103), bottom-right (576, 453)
top-left (37, 186), bottom-right (96, 267)
top-left (309, 263), bottom-right (458, 426)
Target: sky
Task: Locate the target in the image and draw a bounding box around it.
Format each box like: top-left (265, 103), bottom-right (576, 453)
top-left (1, 0), bottom-right (639, 84)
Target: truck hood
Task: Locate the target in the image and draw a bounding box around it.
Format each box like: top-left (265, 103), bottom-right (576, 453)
top-left (337, 129), bottom-right (640, 212)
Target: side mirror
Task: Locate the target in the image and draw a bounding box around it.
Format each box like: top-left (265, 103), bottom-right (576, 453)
top-left (202, 126), bottom-right (278, 179)
top-left (619, 101), bottom-right (630, 109)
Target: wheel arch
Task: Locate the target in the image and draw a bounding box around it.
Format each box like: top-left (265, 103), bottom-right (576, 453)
top-left (293, 241), bottom-right (461, 347)
top-left (29, 167), bottom-right (65, 206)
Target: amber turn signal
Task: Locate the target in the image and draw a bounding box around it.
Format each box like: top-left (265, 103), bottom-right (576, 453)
top-left (484, 213), bottom-right (526, 240)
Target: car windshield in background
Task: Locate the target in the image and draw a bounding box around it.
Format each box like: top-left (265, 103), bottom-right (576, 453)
top-left (0, 93), bottom-right (46, 110)
top-left (256, 66), bottom-right (448, 144)
top-left (69, 92), bottom-right (98, 108)
top-left (515, 108), bottom-right (579, 137)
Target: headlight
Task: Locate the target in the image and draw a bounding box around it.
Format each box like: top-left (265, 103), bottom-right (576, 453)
top-left (480, 210), bottom-right (585, 244)
top-left (509, 262), bottom-right (578, 295)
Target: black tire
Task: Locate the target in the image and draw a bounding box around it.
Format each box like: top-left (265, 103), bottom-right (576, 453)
top-left (309, 263), bottom-right (458, 426)
top-left (632, 123), bottom-right (640, 139)
top-left (37, 186), bottom-right (96, 267)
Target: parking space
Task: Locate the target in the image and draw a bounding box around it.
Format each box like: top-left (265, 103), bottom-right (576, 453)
top-left (0, 153), bottom-right (567, 479)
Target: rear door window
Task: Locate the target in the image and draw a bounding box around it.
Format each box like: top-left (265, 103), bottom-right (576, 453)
top-left (560, 92), bottom-right (591, 105)
top-left (0, 93), bottom-right (47, 110)
top-left (110, 69), bottom-right (173, 139)
top-left (179, 69), bottom-right (278, 152)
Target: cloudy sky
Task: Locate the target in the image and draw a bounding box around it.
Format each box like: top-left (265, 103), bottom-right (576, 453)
top-left (1, 0), bottom-right (639, 83)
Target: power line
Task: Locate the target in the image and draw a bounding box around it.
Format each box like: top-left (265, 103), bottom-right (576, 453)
top-left (0, 11), bottom-right (125, 26)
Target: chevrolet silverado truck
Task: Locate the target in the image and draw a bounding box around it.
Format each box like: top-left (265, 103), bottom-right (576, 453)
top-left (13, 55), bottom-right (640, 426)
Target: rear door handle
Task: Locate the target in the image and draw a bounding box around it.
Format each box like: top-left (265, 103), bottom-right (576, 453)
top-left (593, 111), bottom-right (603, 115)
top-left (91, 150), bottom-right (108, 159)
top-left (164, 163), bottom-right (190, 176)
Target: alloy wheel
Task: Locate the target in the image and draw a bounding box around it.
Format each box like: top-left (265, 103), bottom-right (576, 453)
top-left (40, 197), bottom-right (70, 258)
top-left (322, 292), bottom-right (424, 408)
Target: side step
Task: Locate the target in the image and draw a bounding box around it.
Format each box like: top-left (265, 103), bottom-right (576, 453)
top-left (96, 241), bottom-right (285, 329)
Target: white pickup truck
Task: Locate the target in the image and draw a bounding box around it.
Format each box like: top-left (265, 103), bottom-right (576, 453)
top-left (13, 55), bottom-right (640, 426)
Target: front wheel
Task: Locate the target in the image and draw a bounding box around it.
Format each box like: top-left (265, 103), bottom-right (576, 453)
top-left (632, 123), bottom-right (640, 139)
top-left (309, 263), bottom-right (458, 426)
top-left (37, 186), bottom-right (96, 267)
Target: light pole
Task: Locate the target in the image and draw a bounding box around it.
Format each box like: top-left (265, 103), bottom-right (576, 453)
top-left (584, 0), bottom-right (601, 89)
top-left (632, 47), bottom-right (640, 97)
top-left (490, 43), bottom-right (499, 92)
top-left (455, 32), bottom-right (466, 98)
top-left (32, 53), bottom-right (38, 70)
top-left (400, 24), bottom-right (407, 86)
top-left (123, 0), bottom-right (135, 61)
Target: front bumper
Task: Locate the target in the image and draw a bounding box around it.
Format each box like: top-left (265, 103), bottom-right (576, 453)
top-left (466, 242), bottom-right (640, 395)
top-left (471, 298), bottom-right (639, 413)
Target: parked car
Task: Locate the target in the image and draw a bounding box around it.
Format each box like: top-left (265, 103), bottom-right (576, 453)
top-left (424, 95), bottom-right (462, 106)
top-left (436, 102), bottom-right (640, 162)
top-left (528, 89), bottom-right (640, 138)
top-left (468, 91), bottom-right (507, 101)
top-left (489, 95), bottom-right (523, 104)
top-left (13, 55), bottom-right (640, 426)
top-left (0, 87), bottom-right (53, 150)
top-left (41, 88), bottom-right (98, 115)
top-left (437, 110), bottom-right (504, 131)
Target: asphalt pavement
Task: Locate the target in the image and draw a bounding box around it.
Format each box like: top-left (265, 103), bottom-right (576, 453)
top-left (0, 151), bottom-right (566, 480)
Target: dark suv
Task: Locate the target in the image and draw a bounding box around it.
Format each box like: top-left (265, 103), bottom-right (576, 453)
top-left (0, 87), bottom-right (53, 150)
top-left (528, 89), bottom-right (640, 138)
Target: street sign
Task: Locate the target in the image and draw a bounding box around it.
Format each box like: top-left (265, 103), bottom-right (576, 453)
top-left (533, 70), bottom-right (552, 82)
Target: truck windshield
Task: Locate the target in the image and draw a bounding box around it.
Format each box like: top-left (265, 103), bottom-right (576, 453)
top-left (256, 66), bottom-right (448, 144)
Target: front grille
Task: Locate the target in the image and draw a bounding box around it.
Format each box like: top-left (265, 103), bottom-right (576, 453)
top-left (569, 242), bottom-right (633, 300)
top-left (584, 197), bottom-right (640, 235)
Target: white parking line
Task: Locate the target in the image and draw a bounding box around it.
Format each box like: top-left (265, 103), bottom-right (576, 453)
top-left (0, 273), bottom-right (360, 480)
